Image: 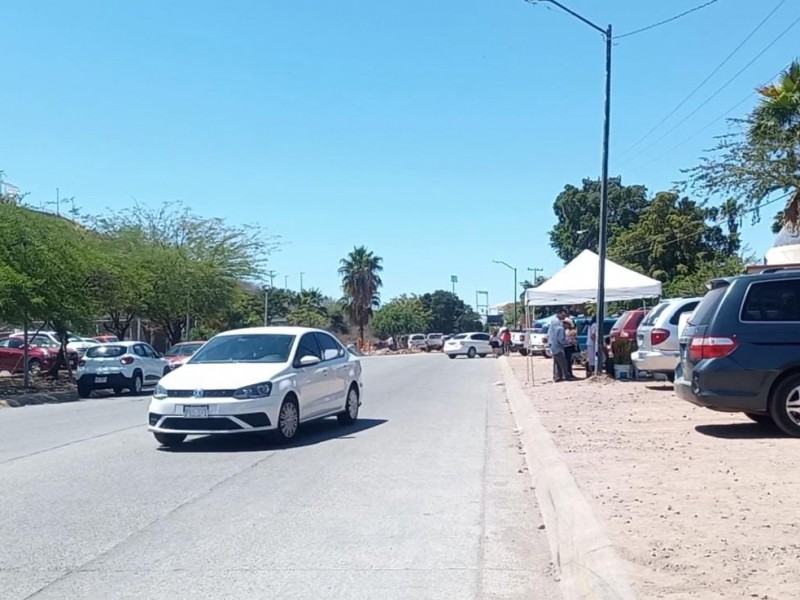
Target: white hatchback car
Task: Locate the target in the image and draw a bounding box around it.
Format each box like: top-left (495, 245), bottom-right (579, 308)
top-left (148, 327), bottom-right (363, 447)
top-left (444, 332), bottom-right (492, 359)
top-left (77, 341), bottom-right (171, 398)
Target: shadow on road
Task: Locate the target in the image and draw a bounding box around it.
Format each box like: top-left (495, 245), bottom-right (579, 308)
top-left (159, 417), bottom-right (388, 453)
top-left (694, 422), bottom-right (786, 440)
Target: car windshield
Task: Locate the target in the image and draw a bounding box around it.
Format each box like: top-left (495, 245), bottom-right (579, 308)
top-left (190, 334), bottom-right (295, 364)
top-left (166, 343), bottom-right (204, 357)
top-left (86, 345), bottom-right (126, 358)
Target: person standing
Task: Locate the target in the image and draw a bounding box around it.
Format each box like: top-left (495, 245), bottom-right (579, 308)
top-left (501, 328), bottom-right (512, 356)
top-left (585, 317), bottom-right (599, 376)
top-left (563, 319), bottom-right (578, 379)
top-left (547, 309), bottom-right (573, 382)
top-left (489, 330), bottom-right (501, 358)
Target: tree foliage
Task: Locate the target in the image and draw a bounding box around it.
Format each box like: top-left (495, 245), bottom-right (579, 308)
top-left (418, 290), bottom-right (481, 334)
top-left (339, 246), bottom-right (383, 343)
top-left (609, 191), bottom-right (739, 285)
top-left (685, 61), bottom-right (800, 226)
top-left (549, 177), bottom-right (649, 262)
top-left (372, 296), bottom-right (430, 339)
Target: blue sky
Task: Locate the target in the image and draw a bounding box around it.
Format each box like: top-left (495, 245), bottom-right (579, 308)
top-left (1, 0), bottom-right (796, 306)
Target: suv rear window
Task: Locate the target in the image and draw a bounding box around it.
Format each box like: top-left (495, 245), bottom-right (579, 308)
top-left (741, 279), bottom-right (800, 322)
top-left (690, 285), bottom-right (729, 325)
top-left (669, 301), bottom-right (699, 325)
top-left (86, 345), bottom-right (126, 358)
top-left (641, 303), bottom-right (669, 326)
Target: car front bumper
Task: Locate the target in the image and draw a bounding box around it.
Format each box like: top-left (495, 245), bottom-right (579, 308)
top-left (631, 350), bottom-right (678, 373)
top-left (148, 396), bottom-right (281, 435)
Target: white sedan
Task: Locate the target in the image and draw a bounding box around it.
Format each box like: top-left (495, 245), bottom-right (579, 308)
top-left (444, 332), bottom-right (493, 359)
top-left (148, 327), bottom-right (363, 447)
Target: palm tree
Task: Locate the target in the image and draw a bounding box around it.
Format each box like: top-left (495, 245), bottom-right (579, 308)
top-left (752, 61), bottom-right (800, 226)
top-left (339, 246), bottom-right (383, 345)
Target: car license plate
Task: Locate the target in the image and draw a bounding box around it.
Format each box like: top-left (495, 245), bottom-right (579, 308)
top-left (184, 405), bottom-right (208, 418)
top-left (95, 376), bottom-right (107, 383)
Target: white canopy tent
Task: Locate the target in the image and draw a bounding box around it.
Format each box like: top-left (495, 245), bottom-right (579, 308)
top-left (522, 250), bottom-right (661, 384)
top-left (525, 250), bottom-right (661, 307)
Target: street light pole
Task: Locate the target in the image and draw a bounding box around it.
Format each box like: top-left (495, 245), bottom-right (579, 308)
top-left (493, 260), bottom-right (518, 327)
top-left (531, 0), bottom-right (612, 376)
top-left (264, 270), bottom-right (276, 326)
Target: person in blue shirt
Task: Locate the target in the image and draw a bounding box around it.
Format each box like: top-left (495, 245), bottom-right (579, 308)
top-left (547, 309), bottom-right (574, 382)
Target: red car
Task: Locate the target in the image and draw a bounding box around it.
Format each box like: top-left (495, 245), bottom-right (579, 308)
top-left (609, 309), bottom-right (647, 343)
top-left (0, 336), bottom-right (79, 374)
top-left (163, 341), bottom-right (206, 368)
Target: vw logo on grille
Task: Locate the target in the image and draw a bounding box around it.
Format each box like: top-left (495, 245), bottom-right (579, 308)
top-left (192, 389), bottom-right (205, 399)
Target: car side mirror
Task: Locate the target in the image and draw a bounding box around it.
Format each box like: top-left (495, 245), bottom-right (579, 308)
top-left (299, 355), bottom-right (321, 367)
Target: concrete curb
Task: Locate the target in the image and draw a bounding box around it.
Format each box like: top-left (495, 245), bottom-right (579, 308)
top-left (499, 359), bottom-right (637, 600)
top-left (0, 389), bottom-right (78, 408)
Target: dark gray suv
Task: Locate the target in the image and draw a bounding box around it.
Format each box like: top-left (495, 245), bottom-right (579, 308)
top-left (675, 268), bottom-right (800, 436)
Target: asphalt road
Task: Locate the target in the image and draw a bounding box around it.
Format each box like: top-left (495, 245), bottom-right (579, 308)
top-left (0, 354), bottom-right (559, 600)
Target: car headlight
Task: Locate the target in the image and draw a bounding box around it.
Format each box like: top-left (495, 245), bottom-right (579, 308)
top-left (153, 384), bottom-right (168, 400)
top-left (233, 382), bottom-right (272, 399)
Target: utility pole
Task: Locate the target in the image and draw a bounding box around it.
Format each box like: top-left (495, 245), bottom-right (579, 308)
top-left (284, 275), bottom-right (289, 289)
top-left (264, 270), bottom-right (277, 326)
top-left (300, 272), bottom-right (305, 292)
top-left (450, 275), bottom-right (458, 295)
top-left (493, 260), bottom-right (518, 326)
top-left (528, 0), bottom-right (612, 376)
top-left (527, 266), bottom-right (544, 284)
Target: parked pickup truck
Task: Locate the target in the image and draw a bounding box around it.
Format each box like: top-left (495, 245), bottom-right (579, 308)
top-left (524, 325), bottom-right (548, 356)
top-left (426, 333), bottom-right (444, 351)
top-left (510, 330), bottom-right (527, 354)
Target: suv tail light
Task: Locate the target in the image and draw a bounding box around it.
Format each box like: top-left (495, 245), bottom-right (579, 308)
top-left (619, 331), bottom-right (630, 338)
top-left (651, 329), bottom-right (670, 346)
top-left (120, 356), bottom-right (135, 365)
top-left (689, 336), bottom-right (738, 360)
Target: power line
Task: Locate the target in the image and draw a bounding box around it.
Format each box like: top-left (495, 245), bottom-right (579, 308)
top-left (614, 0), bottom-right (721, 40)
top-left (632, 64), bottom-right (790, 170)
top-left (616, 191), bottom-right (793, 261)
top-left (625, 14), bottom-right (800, 163)
top-left (618, 0), bottom-right (788, 160)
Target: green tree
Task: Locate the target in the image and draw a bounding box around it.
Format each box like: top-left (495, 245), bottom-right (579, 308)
top-left (91, 202), bottom-right (276, 344)
top-left (0, 205), bottom-right (101, 379)
top-left (372, 296), bottom-right (430, 339)
top-left (288, 305), bottom-right (329, 329)
top-left (418, 290), bottom-right (478, 334)
top-left (686, 61), bottom-right (800, 226)
top-left (608, 191), bottom-right (739, 287)
top-left (339, 246), bottom-right (383, 344)
top-left (549, 177), bottom-right (649, 262)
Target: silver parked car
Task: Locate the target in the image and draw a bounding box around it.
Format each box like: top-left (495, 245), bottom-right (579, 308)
top-left (632, 297), bottom-right (701, 381)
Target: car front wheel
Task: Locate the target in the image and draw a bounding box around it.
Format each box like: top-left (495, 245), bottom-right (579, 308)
top-left (77, 382), bottom-right (92, 399)
top-left (275, 397), bottom-right (300, 443)
top-left (769, 374), bottom-right (800, 437)
top-left (448, 354), bottom-right (457, 359)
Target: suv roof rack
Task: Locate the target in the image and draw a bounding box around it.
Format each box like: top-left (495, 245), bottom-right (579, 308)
top-left (757, 266), bottom-right (800, 274)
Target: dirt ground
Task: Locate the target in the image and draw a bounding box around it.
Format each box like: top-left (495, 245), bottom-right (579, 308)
top-left (508, 354), bottom-right (799, 600)
top-left (0, 374), bottom-right (75, 398)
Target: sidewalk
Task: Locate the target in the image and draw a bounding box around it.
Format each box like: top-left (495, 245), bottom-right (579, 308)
top-left (507, 355), bottom-right (799, 600)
